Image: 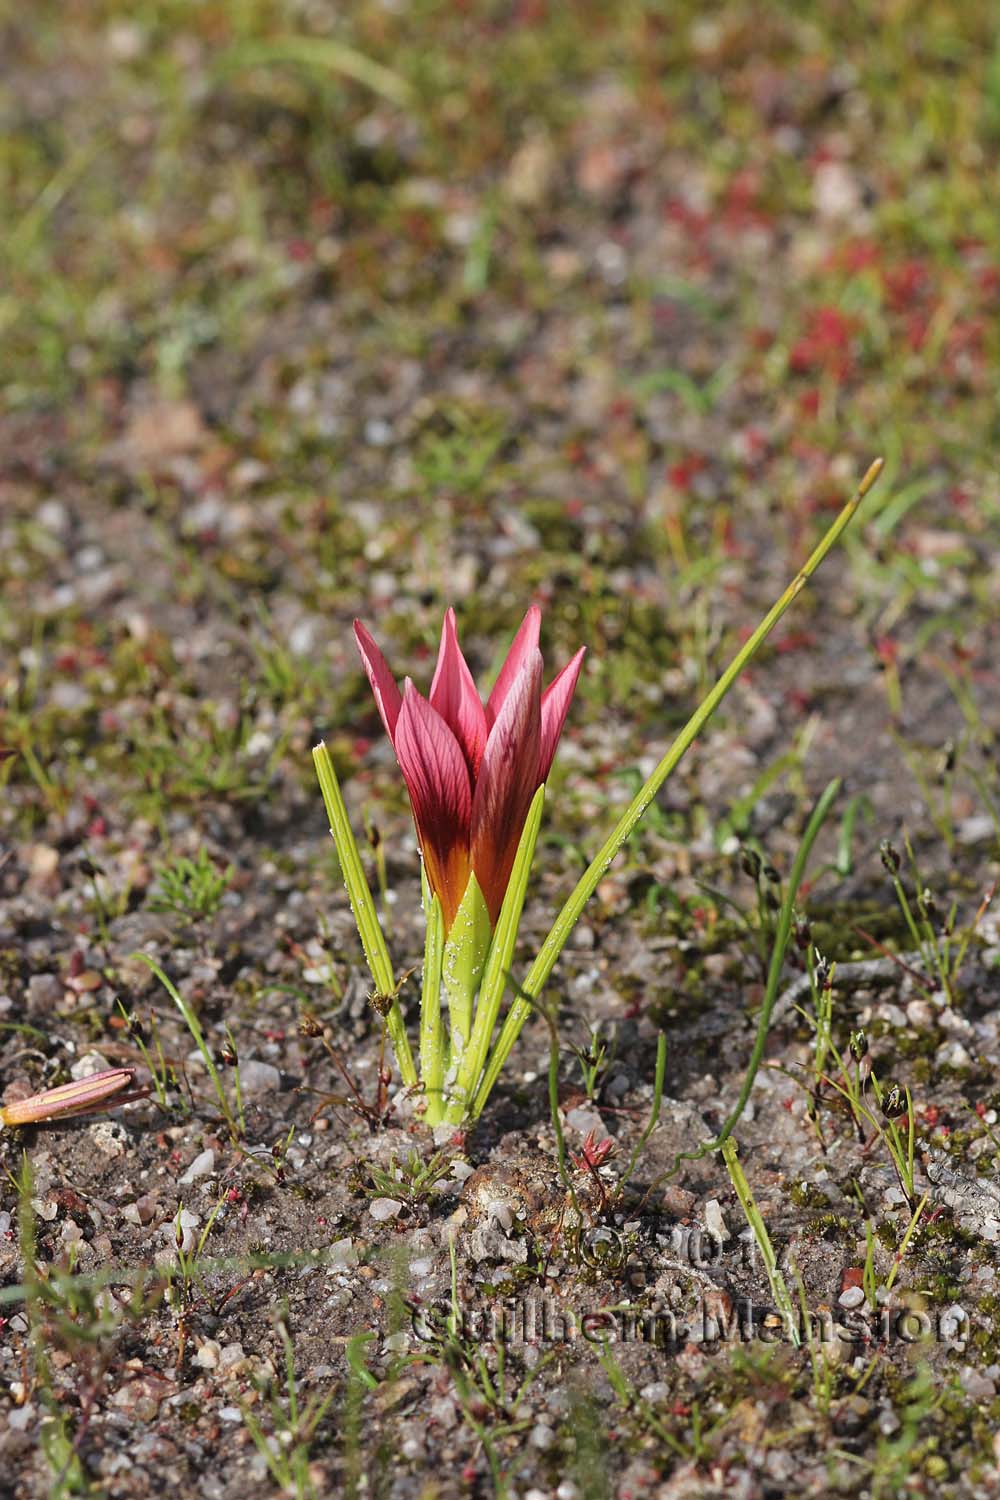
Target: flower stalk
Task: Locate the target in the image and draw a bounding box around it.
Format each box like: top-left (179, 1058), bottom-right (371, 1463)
top-left (317, 458), bottom-right (883, 1124)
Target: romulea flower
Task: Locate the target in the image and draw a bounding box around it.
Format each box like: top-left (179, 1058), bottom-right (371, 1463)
top-left (0, 1067), bottom-right (138, 1127)
top-left (354, 606), bottom-right (585, 932)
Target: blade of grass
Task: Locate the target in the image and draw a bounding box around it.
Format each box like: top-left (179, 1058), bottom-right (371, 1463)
top-left (130, 953), bottom-right (235, 1135)
top-left (722, 1137), bottom-right (799, 1346)
top-left (214, 35), bottom-right (412, 108)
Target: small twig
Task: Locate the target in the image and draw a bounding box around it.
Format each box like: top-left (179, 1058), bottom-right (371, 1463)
top-left (852, 926), bottom-right (935, 993)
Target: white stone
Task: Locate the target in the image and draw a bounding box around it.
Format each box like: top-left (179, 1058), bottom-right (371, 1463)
top-left (703, 1199), bottom-right (729, 1243)
top-left (369, 1198), bottom-right (403, 1222)
top-left (71, 1052), bottom-right (112, 1080)
top-left (326, 1237), bottom-right (358, 1267)
top-left (180, 1149), bottom-right (216, 1185)
top-left (238, 1059), bottom-right (281, 1095)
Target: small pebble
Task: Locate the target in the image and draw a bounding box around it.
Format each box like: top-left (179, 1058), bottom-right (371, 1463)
top-left (937, 1040), bottom-right (972, 1069)
top-left (89, 1121), bottom-right (128, 1158)
top-left (237, 1059), bottom-right (282, 1095)
top-left (26, 974), bottom-right (62, 1014)
top-left (960, 1366), bottom-right (996, 1400)
top-left (180, 1149), bottom-right (216, 1185)
top-left (369, 1198), bottom-right (403, 1222)
top-left (327, 1237), bottom-right (358, 1267)
top-left (564, 1106), bottom-right (607, 1139)
top-left (703, 1199), bottom-right (729, 1242)
top-left (838, 1286), bottom-right (866, 1310)
top-left (194, 1339), bottom-right (221, 1370)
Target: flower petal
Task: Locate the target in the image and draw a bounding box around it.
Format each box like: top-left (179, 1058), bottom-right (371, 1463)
top-left (429, 607), bottom-right (488, 776)
top-left (539, 646), bottom-right (586, 780)
top-left (486, 605), bottom-right (541, 727)
top-left (472, 648), bottom-right (543, 925)
top-left (394, 681), bottom-right (473, 930)
top-left (354, 620), bottom-right (403, 744)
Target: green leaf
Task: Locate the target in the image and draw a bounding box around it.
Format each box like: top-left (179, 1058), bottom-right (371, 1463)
top-left (420, 885), bottom-right (446, 1124)
top-left (213, 35), bottom-right (412, 108)
top-left (441, 875), bottom-right (492, 1067)
top-left (447, 784), bottom-right (545, 1122)
top-left (312, 742), bottom-right (416, 1087)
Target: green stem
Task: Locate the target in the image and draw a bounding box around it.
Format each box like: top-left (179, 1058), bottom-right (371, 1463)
top-left (445, 785), bottom-right (545, 1124)
top-left (722, 1137), bottom-right (799, 1346)
top-left (312, 742), bottom-right (417, 1088)
top-left (472, 459), bottom-right (882, 1117)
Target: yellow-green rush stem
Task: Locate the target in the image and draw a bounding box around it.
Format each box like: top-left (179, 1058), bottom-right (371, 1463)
top-left (313, 742), bottom-right (417, 1088)
top-left (471, 458), bottom-right (884, 1117)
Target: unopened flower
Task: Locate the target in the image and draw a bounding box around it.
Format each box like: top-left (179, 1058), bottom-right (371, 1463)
top-left (1, 1067), bottom-right (138, 1127)
top-left (571, 1129), bottom-right (616, 1172)
top-left (355, 606), bottom-right (584, 931)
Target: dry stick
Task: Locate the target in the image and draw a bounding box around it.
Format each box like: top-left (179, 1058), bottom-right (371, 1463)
top-left (472, 458), bottom-right (884, 1118)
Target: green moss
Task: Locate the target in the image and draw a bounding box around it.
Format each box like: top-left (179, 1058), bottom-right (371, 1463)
top-left (788, 1181), bottom-right (832, 1210)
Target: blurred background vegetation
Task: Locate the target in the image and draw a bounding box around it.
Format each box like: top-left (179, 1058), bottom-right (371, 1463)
top-left (2, 0), bottom-right (998, 841)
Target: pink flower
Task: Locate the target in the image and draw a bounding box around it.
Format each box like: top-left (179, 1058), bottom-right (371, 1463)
top-left (355, 606), bottom-right (585, 932)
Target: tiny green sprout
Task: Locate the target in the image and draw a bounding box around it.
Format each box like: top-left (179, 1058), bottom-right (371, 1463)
top-left (149, 847), bottom-right (233, 923)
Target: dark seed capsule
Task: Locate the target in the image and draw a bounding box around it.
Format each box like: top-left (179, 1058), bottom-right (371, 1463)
top-left (218, 1040), bottom-right (238, 1067)
top-left (298, 1013), bottom-right (324, 1038)
top-left (740, 848), bottom-right (762, 880)
top-left (879, 840), bottom-right (901, 875)
top-left (849, 1029), bottom-right (868, 1062)
top-left (763, 865), bottom-right (781, 885)
top-left (881, 1083), bottom-right (905, 1118)
top-left (794, 917), bottom-right (812, 952)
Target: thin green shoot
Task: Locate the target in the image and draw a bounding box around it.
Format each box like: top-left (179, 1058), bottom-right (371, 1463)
top-left (131, 953), bottom-right (242, 1140)
top-left (721, 1137), bottom-right (800, 1347)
